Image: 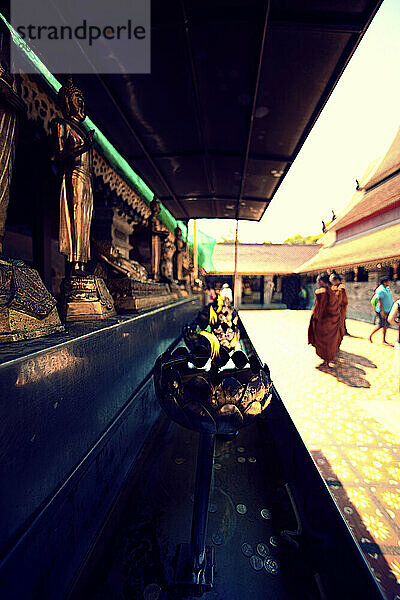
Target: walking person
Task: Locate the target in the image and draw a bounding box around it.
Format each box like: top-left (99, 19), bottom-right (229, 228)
top-left (205, 284), bottom-right (216, 304)
top-left (329, 273), bottom-right (348, 349)
top-left (369, 276), bottom-right (393, 345)
top-left (298, 286), bottom-right (307, 309)
top-left (308, 272), bottom-right (341, 367)
top-left (388, 298), bottom-right (400, 392)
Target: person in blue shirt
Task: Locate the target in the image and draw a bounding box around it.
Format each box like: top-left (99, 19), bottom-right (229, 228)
top-left (369, 276), bottom-right (393, 345)
top-left (298, 286), bottom-right (307, 309)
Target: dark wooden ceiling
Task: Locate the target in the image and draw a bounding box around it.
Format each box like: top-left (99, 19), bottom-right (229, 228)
top-left (73, 0), bottom-right (383, 221)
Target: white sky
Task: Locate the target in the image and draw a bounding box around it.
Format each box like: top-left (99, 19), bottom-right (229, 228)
top-left (195, 0), bottom-right (400, 244)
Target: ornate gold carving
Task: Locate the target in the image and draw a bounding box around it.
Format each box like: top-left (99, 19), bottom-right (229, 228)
top-left (108, 277), bottom-right (172, 312)
top-left (62, 274), bottom-right (116, 321)
top-left (0, 258), bottom-right (56, 318)
top-left (93, 153), bottom-right (150, 221)
top-left (19, 72), bottom-right (62, 135)
top-left (93, 240), bottom-right (148, 282)
top-left (0, 258), bottom-right (64, 343)
top-left (160, 235), bottom-right (175, 281)
top-left (0, 306), bottom-right (63, 343)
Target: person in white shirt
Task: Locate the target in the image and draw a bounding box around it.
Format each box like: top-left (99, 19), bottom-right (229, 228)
top-left (220, 282), bottom-right (233, 304)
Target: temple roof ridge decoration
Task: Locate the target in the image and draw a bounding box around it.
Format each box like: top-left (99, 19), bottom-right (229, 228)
top-left (324, 126), bottom-right (400, 237)
top-left (361, 124), bottom-right (400, 191)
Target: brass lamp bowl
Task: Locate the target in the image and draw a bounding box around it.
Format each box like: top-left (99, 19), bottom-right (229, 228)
top-left (153, 329), bottom-right (273, 594)
top-left (154, 346), bottom-right (272, 436)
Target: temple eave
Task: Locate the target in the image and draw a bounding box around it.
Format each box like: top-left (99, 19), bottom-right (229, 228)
top-left (296, 222), bottom-right (400, 273)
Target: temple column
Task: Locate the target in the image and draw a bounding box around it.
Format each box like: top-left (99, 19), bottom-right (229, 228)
top-left (274, 276), bottom-right (282, 302)
top-left (151, 232), bottom-right (161, 281)
top-left (174, 226), bottom-right (184, 282)
top-left (264, 276), bottom-right (274, 304)
top-left (234, 274), bottom-right (242, 307)
top-left (148, 198), bottom-right (163, 281)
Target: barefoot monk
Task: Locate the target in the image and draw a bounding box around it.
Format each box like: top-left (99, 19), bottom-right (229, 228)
top-left (329, 273), bottom-right (348, 349)
top-left (308, 272), bottom-right (340, 366)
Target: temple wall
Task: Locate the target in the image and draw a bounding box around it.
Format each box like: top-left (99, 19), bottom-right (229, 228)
top-left (305, 281), bottom-right (400, 323)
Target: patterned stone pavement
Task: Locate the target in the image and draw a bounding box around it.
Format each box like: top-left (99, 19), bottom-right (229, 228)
top-left (241, 309), bottom-right (400, 600)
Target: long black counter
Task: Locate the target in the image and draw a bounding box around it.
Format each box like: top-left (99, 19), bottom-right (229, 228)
top-left (67, 317), bottom-right (384, 600)
top-left (0, 297), bottom-right (201, 599)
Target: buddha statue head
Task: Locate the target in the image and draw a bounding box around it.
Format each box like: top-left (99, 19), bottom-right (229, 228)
top-left (58, 77), bottom-right (85, 122)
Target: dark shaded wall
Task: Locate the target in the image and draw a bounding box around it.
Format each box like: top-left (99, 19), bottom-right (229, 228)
top-left (0, 298), bottom-right (200, 599)
top-left (6, 116), bottom-right (64, 291)
top-left (282, 274), bottom-right (301, 309)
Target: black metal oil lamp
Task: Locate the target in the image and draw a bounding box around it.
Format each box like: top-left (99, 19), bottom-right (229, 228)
top-left (154, 326), bottom-right (272, 596)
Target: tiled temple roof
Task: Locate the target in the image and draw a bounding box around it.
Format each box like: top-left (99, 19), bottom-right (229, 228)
top-left (296, 222), bottom-right (400, 273)
top-left (210, 243), bottom-right (320, 275)
top-left (362, 125), bottom-right (400, 191)
top-left (326, 178), bottom-right (400, 234)
top-left (301, 125), bottom-right (400, 273)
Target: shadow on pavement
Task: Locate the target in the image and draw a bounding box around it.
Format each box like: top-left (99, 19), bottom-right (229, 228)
top-left (310, 450), bottom-right (400, 600)
top-left (316, 350), bottom-right (377, 388)
top-left (338, 350), bottom-right (377, 369)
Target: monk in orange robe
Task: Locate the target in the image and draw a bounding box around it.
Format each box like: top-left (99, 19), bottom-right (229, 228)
top-left (308, 273), bottom-right (341, 366)
top-left (330, 273), bottom-right (348, 349)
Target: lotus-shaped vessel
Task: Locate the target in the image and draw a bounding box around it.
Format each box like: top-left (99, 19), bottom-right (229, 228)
top-left (154, 344), bottom-right (272, 436)
top-left (153, 319), bottom-right (272, 595)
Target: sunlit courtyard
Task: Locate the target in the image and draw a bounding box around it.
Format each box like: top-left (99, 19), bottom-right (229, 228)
top-left (241, 310), bottom-right (400, 599)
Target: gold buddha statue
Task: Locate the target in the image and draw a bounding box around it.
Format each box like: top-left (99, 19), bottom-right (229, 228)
top-left (0, 62), bottom-right (18, 255)
top-left (51, 77), bottom-right (94, 273)
top-left (51, 78), bottom-right (115, 320)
